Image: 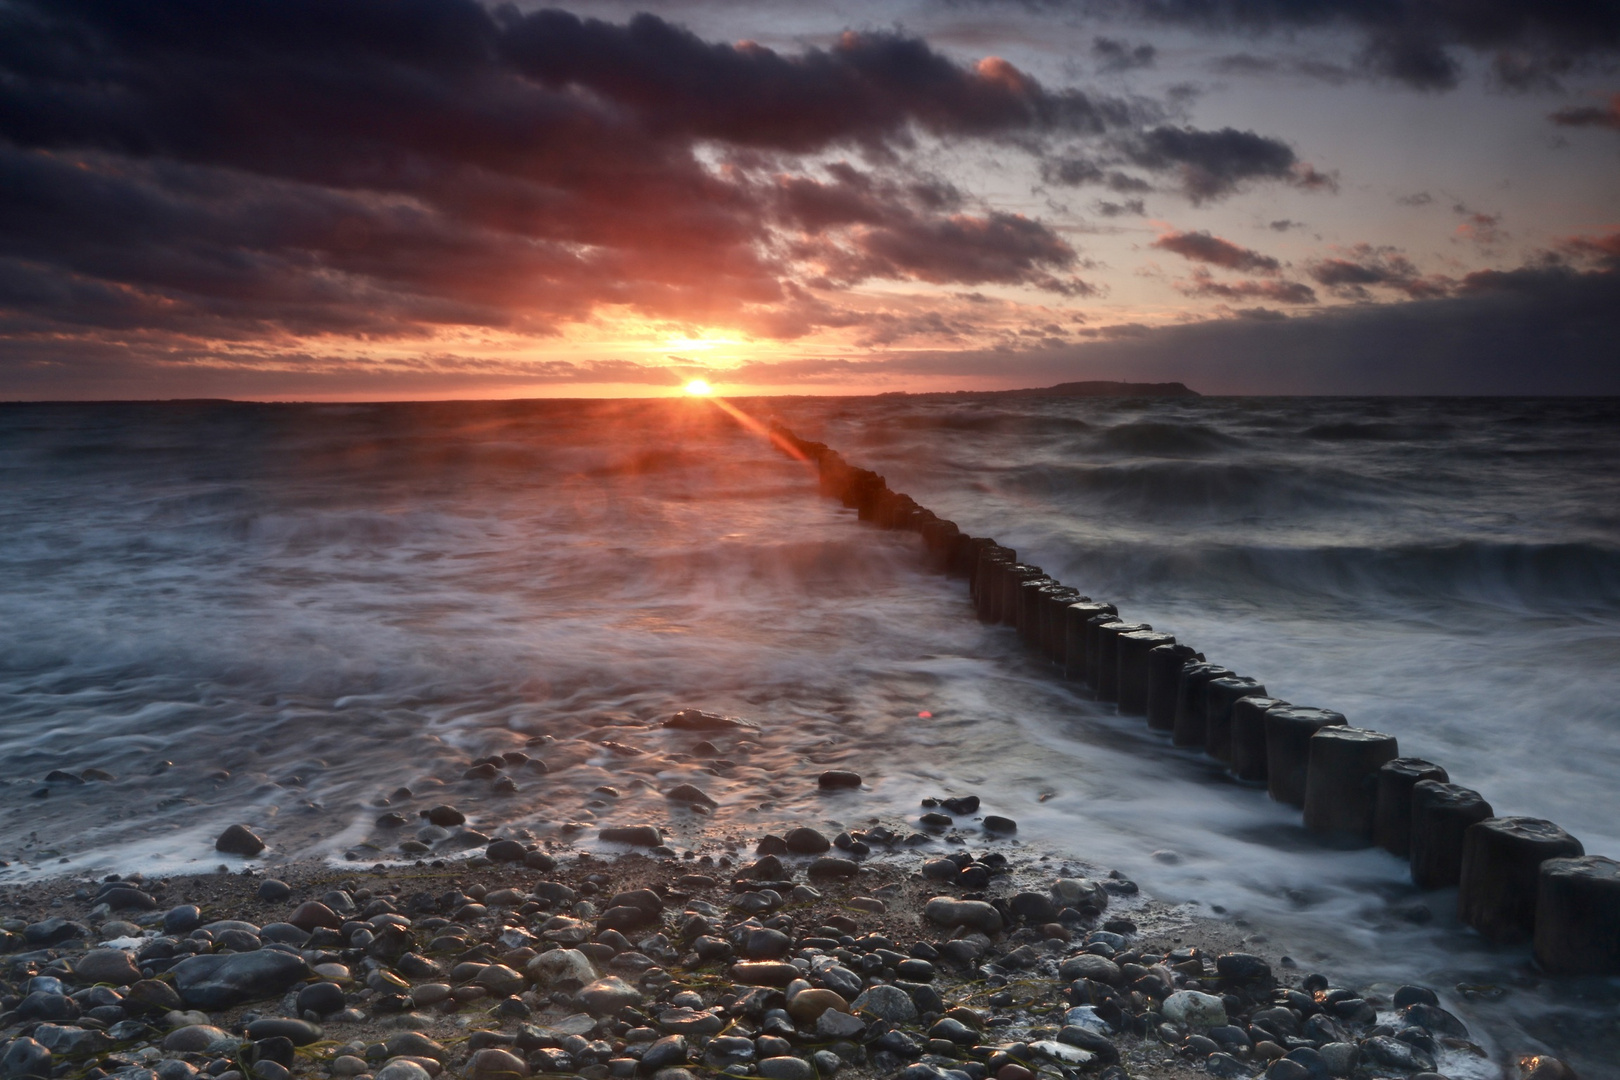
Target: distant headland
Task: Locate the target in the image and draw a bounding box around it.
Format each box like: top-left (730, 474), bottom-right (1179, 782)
top-left (881, 380), bottom-right (1200, 399)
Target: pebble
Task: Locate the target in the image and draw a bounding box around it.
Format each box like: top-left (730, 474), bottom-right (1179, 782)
top-left (756, 1057), bottom-right (814, 1080)
top-left (598, 825), bottom-right (663, 847)
top-left (374, 1062), bottom-right (432, 1080)
top-left (982, 815), bottom-right (1017, 833)
top-left (244, 1019), bottom-right (322, 1046)
top-left (817, 770), bottom-right (862, 790)
top-left (161, 1027), bottom-right (231, 1054)
top-left (814, 1011), bottom-right (866, 1039)
top-left (783, 827), bottom-right (830, 854)
top-left (851, 984), bottom-right (917, 1023)
top-left (72, 948), bottom-right (142, 986)
top-left (923, 896), bottom-right (1003, 934)
top-left (579, 976), bottom-right (641, 1015)
top-left (1162, 989), bottom-right (1227, 1030)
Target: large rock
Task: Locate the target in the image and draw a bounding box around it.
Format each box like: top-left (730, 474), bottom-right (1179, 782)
top-left (1162, 990), bottom-right (1226, 1031)
top-left (171, 950), bottom-right (311, 1009)
top-left (756, 1058), bottom-right (815, 1080)
top-left (374, 1062), bottom-right (432, 1080)
top-left (664, 709), bottom-right (753, 731)
top-left (598, 826), bottom-right (662, 847)
top-left (923, 897), bottom-right (1003, 935)
top-left (383, 1034), bottom-right (447, 1063)
top-left (729, 962), bottom-right (800, 987)
top-left (525, 948), bottom-right (597, 990)
top-left (214, 824), bottom-right (265, 856)
top-left (784, 828), bottom-right (830, 854)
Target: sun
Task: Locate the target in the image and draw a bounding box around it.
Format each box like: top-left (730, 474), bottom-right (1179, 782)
top-left (684, 378), bottom-right (713, 395)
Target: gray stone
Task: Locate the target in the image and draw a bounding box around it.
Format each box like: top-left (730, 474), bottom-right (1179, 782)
top-left (162, 1026), bottom-right (234, 1054)
top-left (640, 1036), bottom-right (688, 1071)
top-left (1361, 1036), bottom-right (1435, 1073)
top-left (656, 1008), bottom-right (724, 1036)
top-left (383, 1034), bottom-right (448, 1063)
top-left (784, 828), bottom-right (830, 854)
top-left (1162, 990), bottom-right (1226, 1030)
top-left (245, 1020), bottom-right (322, 1046)
top-left (1318, 1043), bottom-right (1358, 1077)
top-left (473, 964), bottom-right (526, 996)
top-left (1059, 954), bottom-right (1121, 985)
top-left (526, 947), bottom-right (597, 990)
top-left (374, 1062), bottom-right (432, 1080)
top-left (815, 1010), bottom-right (866, 1039)
top-left (851, 985), bottom-right (917, 1023)
top-left (16, 993), bottom-right (78, 1023)
top-left (923, 896), bottom-right (1003, 934)
top-left (756, 1057), bottom-right (814, 1080)
top-left (819, 966), bottom-right (862, 998)
top-left (214, 824), bottom-right (265, 856)
top-left (466, 1049), bottom-right (527, 1080)
top-left (811, 1051), bottom-right (841, 1076)
top-left (23, 918), bottom-right (89, 946)
top-left (579, 976), bottom-right (641, 1015)
top-left (74, 949), bottom-right (142, 987)
top-left (31, 1025), bottom-right (111, 1056)
top-left (0, 1038), bottom-right (50, 1080)
top-left (171, 950), bottom-right (310, 1009)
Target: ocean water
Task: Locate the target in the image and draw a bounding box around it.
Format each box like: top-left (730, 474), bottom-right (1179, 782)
top-left (1, 395), bottom-right (1617, 1071)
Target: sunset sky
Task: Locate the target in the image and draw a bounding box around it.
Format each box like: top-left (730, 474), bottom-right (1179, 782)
top-left (2, 0), bottom-right (1618, 399)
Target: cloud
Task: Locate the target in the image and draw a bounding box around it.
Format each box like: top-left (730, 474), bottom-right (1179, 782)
top-left (1550, 93), bottom-right (1620, 131)
top-left (1120, 125), bottom-right (1332, 202)
top-left (966, 0), bottom-right (1620, 92)
top-left (753, 238), bottom-right (1620, 394)
top-left (1094, 198), bottom-right (1148, 217)
top-left (1093, 36), bottom-right (1157, 72)
top-left (1307, 244), bottom-right (1453, 299)
top-left (0, 0), bottom-right (1159, 363)
top-left (1175, 267), bottom-right (1317, 304)
top-left (1268, 219), bottom-right (1304, 232)
top-left (1151, 229), bottom-right (1281, 273)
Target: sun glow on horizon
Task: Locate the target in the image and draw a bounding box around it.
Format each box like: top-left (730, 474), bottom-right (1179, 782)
top-left (684, 378), bottom-right (713, 395)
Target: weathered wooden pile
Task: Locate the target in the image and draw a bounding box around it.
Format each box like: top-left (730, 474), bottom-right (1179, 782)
top-left (768, 422), bottom-right (1619, 978)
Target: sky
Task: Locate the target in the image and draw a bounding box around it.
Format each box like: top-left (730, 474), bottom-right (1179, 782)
top-left (1, 0), bottom-right (1618, 399)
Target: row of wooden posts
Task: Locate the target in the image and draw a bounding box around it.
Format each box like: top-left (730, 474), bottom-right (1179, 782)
top-left (767, 421), bottom-right (1620, 977)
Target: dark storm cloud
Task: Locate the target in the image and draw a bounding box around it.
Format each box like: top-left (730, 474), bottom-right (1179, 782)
top-left (734, 238), bottom-right (1620, 393)
top-left (1151, 229), bottom-right (1280, 273)
top-left (1550, 93), bottom-right (1620, 130)
top-left (0, 0), bottom-right (1154, 359)
top-left (965, 0), bottom-right (1620, 91)
top-left (1041, 125), bottom-right (1332, 203)
top-left (1092, 36), bottom-right (1158, 72)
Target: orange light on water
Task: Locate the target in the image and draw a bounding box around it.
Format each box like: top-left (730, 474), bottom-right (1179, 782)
top-left (684, 379), bottom-right (713, 395)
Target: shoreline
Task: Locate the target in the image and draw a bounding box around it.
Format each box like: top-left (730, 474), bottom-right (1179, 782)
top-left (1, 825), bottom-right (1546, 1080)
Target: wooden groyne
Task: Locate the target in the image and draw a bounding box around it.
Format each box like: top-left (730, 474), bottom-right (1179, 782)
top-left (767, 420), bottom-right (1619, 978)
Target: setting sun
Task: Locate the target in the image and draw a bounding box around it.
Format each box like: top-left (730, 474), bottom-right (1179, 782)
top-left (684, 378), bottom-right (713, 395)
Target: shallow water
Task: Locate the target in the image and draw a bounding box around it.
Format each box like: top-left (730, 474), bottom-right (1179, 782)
top-left (1, 395), bottom-right (1617, 1072)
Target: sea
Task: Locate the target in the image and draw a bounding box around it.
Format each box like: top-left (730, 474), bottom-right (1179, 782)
top-left (1, 394), bottom-right (1617, 1073)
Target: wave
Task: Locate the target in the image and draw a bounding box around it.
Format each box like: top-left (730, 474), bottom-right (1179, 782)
top-left (999, 459), bottom-right (1379, 518)
top-left (1092, 421), bottom-right (1243, 456)
top-left (1067, 539), bottom-right (1620, 614)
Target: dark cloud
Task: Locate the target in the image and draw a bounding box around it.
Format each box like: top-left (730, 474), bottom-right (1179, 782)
top-left (1211, 52), bottom-right (1360, 84)
top-left (1269, 219), bottom-right (1304, 231)
top-left (1307, 244), bottom-right (1452, 299)
top-left (762, 238), bottom-right (1620, 394)
top-left (1550, 93), bottom-right (1620, 130)
top-left (966, 0), bottom-right (1620, 91)
top-left (1042, 124), bottom-right (1331, 203)
top-left (1398, 191), bottom-right (1435, 206)
top-left (1151, 229), bottom-right (1281, 273)
top-left (1093, 36), bottom-right (1158, 72)
top-left (1094, 198), bottom-right (1148, 217)
top-left (1125, 125), bottom-right (1334, 202)
top-left (0, 0), bottom-right (1147, 360)
top-left (1176, 268), bottom-right (1318, 304)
